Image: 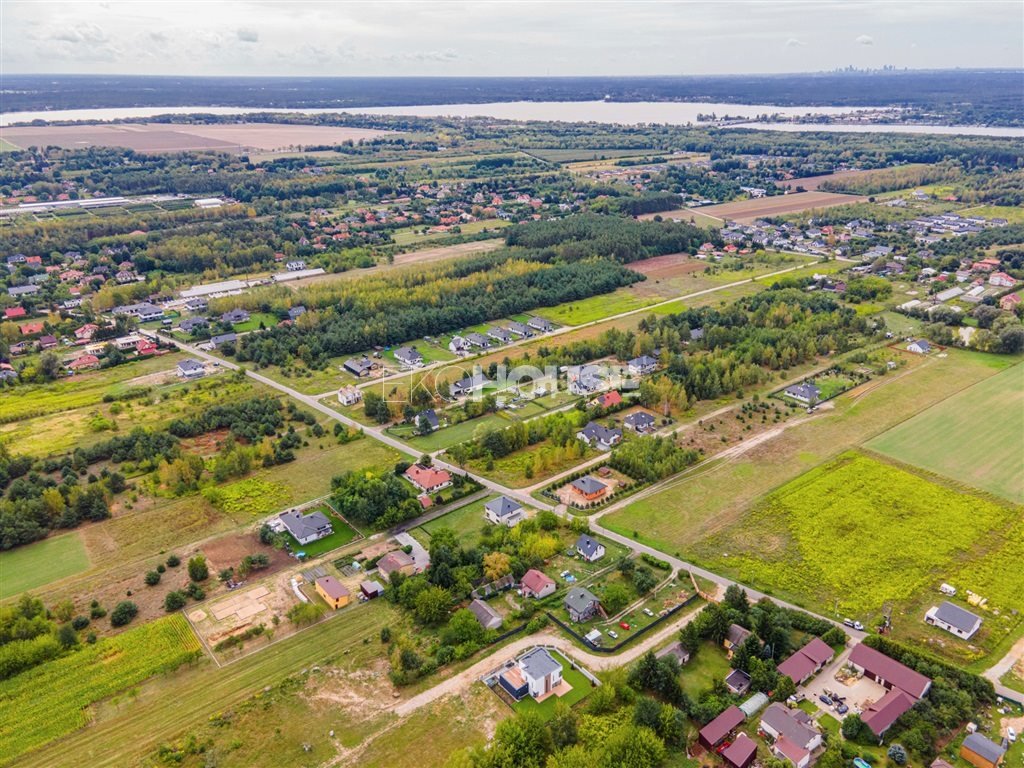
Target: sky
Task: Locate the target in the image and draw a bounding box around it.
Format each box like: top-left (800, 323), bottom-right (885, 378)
top-left (2, 0), bottom-right (1022, 77)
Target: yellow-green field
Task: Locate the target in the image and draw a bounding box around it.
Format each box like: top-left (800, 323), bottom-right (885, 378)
top-left (867, 362), bottom-right (1024, 503)
top-left (0, 533), bottom-right (90, 599)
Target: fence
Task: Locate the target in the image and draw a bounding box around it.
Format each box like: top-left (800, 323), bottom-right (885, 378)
top-left (545, 591), bottom-right (699, 654)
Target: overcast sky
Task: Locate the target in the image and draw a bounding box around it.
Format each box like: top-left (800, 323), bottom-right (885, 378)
top-left (2, 0), bottom-right (1022, 77)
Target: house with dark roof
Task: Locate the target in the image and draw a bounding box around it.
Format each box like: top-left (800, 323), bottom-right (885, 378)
top-left (506, 321), bottom-right (532, 338)
top-left (570, 475), bottom-right (608, 502)
top-left (527, 316), bottom-right (554, 333)
top-left (451, 373), bottom-right (490, 397)
top-left (220, 308), bottom-right (250, 325)
top-left (776, 637), bottom-right (836, 685)
top-left (773, 735), bottom-right (812, 768)
top-left (925, 601), bottom-right (982, 640)
top-left (344, 356), bottom-right (375, 377)
top-left (960, 732), bottom-right (1006, 768)
top-left (393, 346), bottom-right (424, 368)
top-left (315, 576), bottom-right (351, 610)
top-left (279, 509), bottom-right (333, 546)
top-left (520, 569), bottom-right (556, 599)
top-left (499, 648), bottom-right (563, 700)
top-left (177, 358), bottom-right (205, 378)
top-left (725, 669), bottom-right (752, 695)
top-left (699, 705), bottom-right (745, 749)
top-left (724, 623), bottom-right (752, 655)
top-left (179, 317), bottom-right (208, 333)
top-left (464, 332), bottom-right (491, 348)
top-left (627, 355), bottom-right (658, 376)
top-left (415, 409), bottom-right (441, 432)
top-left (377, 550), bottom-right (415, 581)
top-left (861, 688), bottom-right (916, 739)
top-left (722, 733), bottom-right (758, 768)
top-left (574, 534), bottom-right (606, 562)
top-left (907, 339), bottom-right (932, 354)
top-left (576, 421), bottom-right (622, 450)
top-left (287, 305), bottom-right (306, 321)
top-left (468, 599), bottom-right (503, 631)
top-left (485, 496), bottom-right (525, 527)
top-left (624, 411), bottom-right (657, 433)
top-left (760, 703), bottom-right (822, 752)
top-left (209, 332), bottom-right (237, 348)
top-left (784, 382), bottom-right (821, 404)
top-left (486, 327), bottom-right (513, 344)
top-left (564, 587), bottom-right (602, 622)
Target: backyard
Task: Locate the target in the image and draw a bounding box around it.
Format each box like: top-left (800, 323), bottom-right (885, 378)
top-left (509, 650), bottom-right (595, 718)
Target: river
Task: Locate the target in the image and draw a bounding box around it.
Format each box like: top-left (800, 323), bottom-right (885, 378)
top-left (3, 101), bottom-right (1023, 137)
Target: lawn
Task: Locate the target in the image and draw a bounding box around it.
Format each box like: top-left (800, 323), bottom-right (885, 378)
top-left (0, 532), bottom-right (90, 599)
top-left (231, 312), bottom-right (279, 333)
top-left (0, 615), bottom-right (202, 765)
top-left (392, 412), bottom-right (512, 452)
top-left (286, 513), bottom-right (360, 558)
top-left (537, 288), bottom-right (662, 326)
top-left (679, 640), bottom-right (733, 699)
top-left (690, 451), bottom-right (1019, 617)
top-left (957, 204), bottom-right (1024, 224)
top-left (420, 495), bottom-right (494, 545)
top-left (511, 651), bottom-right (594, 718)
top-left (866, 362), bottom-right (1024, 503)
top-left (465, 438), bottom-right (593, 488)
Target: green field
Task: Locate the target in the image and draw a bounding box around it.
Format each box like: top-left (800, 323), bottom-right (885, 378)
top-left (0, 137), bottom-right (20, 153)
top-left (391, 412), bottom-right (512, 452)
top-left (537, 288), bottom-right (661, 325)
top-left (867, 362), bottom-right (1024, 503)
top-left (511, 651), bottom-right (593, 718)
top-left (958, 205), bottom-right (1024, 225)
top-left (691, 452), bottom-right (1019, 616)
top-left (678, 640), bottom-right (733, 699)
top-left (0, 533), bottom-right (90, 599)
top-left (420, 495), bottom-right (494, 545)
top-left (389, 219), bottom-right (510, 246)
top-left (0, 615), bottom-right (202, 766)
top-left (287, 513), bottom-right (359, 557)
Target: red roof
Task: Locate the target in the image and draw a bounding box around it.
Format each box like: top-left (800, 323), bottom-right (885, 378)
top-left (722, 733), bottom-right (758, 768)
top-left (699, 705), bottom-right (745, 747)
top-left (521, 569), bottom-right (555, 594)
top-left (774, 735), bottom-right (811, 766)
top-left (596, 391), bottom-right (622, 408)
top-left (4, 307), bottom-right (26, 319)
top-left (20, 322), bottom-right (44, 335)
top-left (861, 688), bottom-right (916, 736)
top-left (848, 644), bottom-right (931, 699)
top-left (777, 652), bottom-right (817, 684)
top-left (799, 637), bottom-right (836, 666)
top-left (404, 464), bottom-right (451, 492)
top-left (69, 354), bottom-right (100, 370)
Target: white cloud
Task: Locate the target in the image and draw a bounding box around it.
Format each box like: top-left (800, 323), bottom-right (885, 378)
top-left (856, 34), bottom-right (875, 45)
top-left (50, 23), bottom-right (108, 44)
top-left (785, 37), bottom-right (806, 48)
top-left (236, 27), bottom-right (259, 43)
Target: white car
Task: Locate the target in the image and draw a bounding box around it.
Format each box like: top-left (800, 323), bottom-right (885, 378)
top-left (1008, 727), bottom-right (1017, 743)
top-left (643, 608), bottom-right (654, 617)
top-left (607, 629), bottom-right (619, 640)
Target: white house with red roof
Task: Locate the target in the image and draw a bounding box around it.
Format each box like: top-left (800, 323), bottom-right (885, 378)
top-left (989, 272), bottom-right (1015, 288)
top-left (403, 464), bottom-right (452, 494)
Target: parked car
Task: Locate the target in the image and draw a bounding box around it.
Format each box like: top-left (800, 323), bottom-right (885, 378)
top-left (619, 622), bottom-right (631, 630)
top-left (1008, 727), bottom-right (1017, 743)
top-left (854, 621), bottom-right (864, 630)
top-left (643, 608), bottom-right (654, 617)
top-left (843, 618), bottom-right (855, 628)
top-left (836, 703), bottom-right (849, 715)
top-left (819, 694), bottom-right (833, 706)
top-left (607, 629), bottom-right (619, 640)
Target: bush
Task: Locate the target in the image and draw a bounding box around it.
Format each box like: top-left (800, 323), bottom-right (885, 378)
top-left (888, 745), bottom-right (907, 765)
top-left (185, 583), bottom-right (205, 601)
top-left (187, 555), bottom-right (208, 582)
top-left (144, 570), bottom-right (161, 586)
top-left (380, 627), bottom-right (391, 643)
top-left (166, 554), bottom-right (181, 567)
top-left (164, 591), bottom-right (187, 612)
top-left (71, 615), bottom-right (90, 631)
top-left (110, 601), bottom-right (139, 627)
top-left (526, 614), bottom-right (550, 633)
top-left (89, 604), bottom-right (107, 619)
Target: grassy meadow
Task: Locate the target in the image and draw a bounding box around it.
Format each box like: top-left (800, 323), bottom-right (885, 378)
top-left (0, 533), bottom-right (90, 599)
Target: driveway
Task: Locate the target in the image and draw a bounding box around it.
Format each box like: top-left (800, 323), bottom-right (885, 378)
top-left (394, 532), bottom-right (430, 573)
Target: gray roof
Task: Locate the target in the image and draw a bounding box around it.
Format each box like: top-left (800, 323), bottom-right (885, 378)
top-left (571, 476), bottom-right (607, 495)
top-left (279, 509), bottom-right (332, 541)
top-left (417, 409), bottom-right (440, 429)
top-left (221, 309), bottom-right (249, 323)
top-left (578, 421), bottom-right (622, 445)
top-left (564, 587), bottom-right (600, 615)
top-left (528, 316), bottom-right (554, 330)
top-left (465, 332), bottom-right (490, 345)
top-left (933, 601), bottom-right (981, 633)
top-left (506, 321), bottom-right (531, 335)
top-left (911, 338), bottom-right (932, 351)
top-left (575, 534), bottom-right (603, 559)
top-left (625, 412), bottom-right (656, 429)
top-left (761, 703), bottom-right (818, 749)
top-left (454, 373), bottom-right (490, 392)
top-left (344, 356), bottom-right (373, 374)
top-left (8, 284), bottom-right (40, 296)
top-left (962, 733), bottom-right (1006, 764)
top-left (485, 496), bottom-right (523, 519)
top-left (519, 647), bottom-right (562, 680)
top-left (209, 333), bottom-right (237, 346)
top-left (468, 599), bottom-right (502, 629)
top-left (690, 327), bottom-right (705, 340)
top-left (629, 355), bottom-right (657, 368)
top-left (179, 317), bottom-right (208, 332)
top-left (177, 358), bottom-right (205, 373)
top-left (726, 669), bottom-right (752, 689)
top-left (785, 383), bottom-right (821, 401)
top-left (288, 306), bottom-right (306, 319)
top-left (394, 345), bottom-right (422, 363)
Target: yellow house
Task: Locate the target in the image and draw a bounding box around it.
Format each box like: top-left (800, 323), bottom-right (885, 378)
top-left (314, 576), bottom-right (351, 610)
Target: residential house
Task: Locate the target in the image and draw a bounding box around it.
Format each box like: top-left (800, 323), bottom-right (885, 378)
top-left (8, 284), bottom-right (40, 297)
top-left (20, 322), bottom-right (44, 336)
top-left (464, 332), bottom-right (491, 348)
top-left (415, 409), bottom-right (441, 432)
top-left (627, 355), bottom-right (657, 376)
top-left (220, 309), bottom-right (250, 325)
top-left (1000, 293), bottom-right (1021, 311)
top-left (179, 317), bottom-right (208, 334)
top-left (722, 733), bottom-right (758, 768)
top-left (568, 364), bottom-right (604, 395)
top-left (486, 327), bottom-right (513, 344)
top-left (338, 386), bottom-right (362, 406)
top-left (624, 411), bottom-right (657, 433)
top-left (377, 550), bottom-right (415, 581)
top-left (359, 580), bottom-right (385, 599)
top-left (344, 356), bottom-right (375, 377)
top-left (506, 321), bottom-right (532, 338)
top-left (698, 705), bottom-right (745, 750)
top-left (520, 569), bottom-right (556, 599)
top-left (760, 703), bottom-right (822, 752)
top-left (564, 587), bottom-right (602, 622)
top-left (784, 382), bottom-right (822, 404)
top-left (907, 339), bottom-right (932, 355)
top-left (591, 390), bottom-right (622, 409)
top-left (570, 476), bottom-right (607, 502)
top-left (574, 534), bottom-right (606, 562)
top-left (468, 599), bottom-right (503, 631)
top-left (724, 623), bottom-right (753, 656)
top-left (499, 648), bottom-right (563, 701)
top-left (68, 354), bottom-right (101, 371)
top-left (484, 496), bottom-right (526, 527)
top-left (448, 335), bottom-right (470, 355)
top-left (960, 733), bottom-right (1006, 768)
top-left (288, 305), bottom-right (306, 320)
top-left (451, 373), bottom-right (490, 397)
top-left (177, 359), bottom-right (206, 378)
top-left (38, 335), bottom-right (58, 350)
top-left (989, 272), bottom-right (1015, 288)
top-left (279, 509), bottom-right (333, 546)
top-left (725, 669), bottom-right (752, 695)
top-left (773, 736), bottom-right (812, 768)
top-left (576, 421), bottom-right (622, 450)
top-left (403, 464), bottom-right (452, 493)
top-left (0, 363), bottom-right (17, 382)
top-left (137, 339), bottom-right (158, 356)
top-left (925, 601), bottom-right (982, 640)
top-left (209, 332), bottom-right (237, 348)
top-left (286, 260), bottom-right (307, 271)
top-left (861, 688), bottom-right (917, 739)
top-left (74, 323), bottom-right (99, 341)
top-left (776, 637), bottom-right (836, 685)
top-left (527, 316), bottom-right (554, 333)
top-left (656, 641), bottom-right (691, 666)
top-left (849, 645), bottom-right (932, 698)
top-left (314, 577), bottom-right (351, 610)
top-left (4, 306), bottom-right (27, 320)
top-left (393, 346), bottom-right (424, 368)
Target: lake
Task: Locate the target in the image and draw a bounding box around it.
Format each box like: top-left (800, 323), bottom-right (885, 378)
top-left (3, 101), bottom-right (1023, 137)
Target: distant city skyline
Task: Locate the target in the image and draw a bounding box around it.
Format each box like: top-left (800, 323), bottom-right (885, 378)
top-left (2, 0), bottom-right (1022, 77)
